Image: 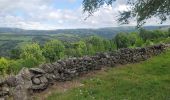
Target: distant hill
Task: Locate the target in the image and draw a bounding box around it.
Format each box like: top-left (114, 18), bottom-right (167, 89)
top-left (0, 25), bottom-right (169, 39)
top-left (0, 25), bottom-right (169, 57)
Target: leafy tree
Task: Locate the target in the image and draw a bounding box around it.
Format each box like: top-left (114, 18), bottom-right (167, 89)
top-left (168, 28), bottom-right (170, 36)
top-left (128, 32), bottom-right (139, 46)
top-left (144, 40), bottom-right (154, 46)
top-left (139, 28), bottom-right (168, 41)
top-left (135, 37), bottom-right (144, 47)
top-left (86, 43), bottom-right (95, 55)
top-left (139, 28), bottom-right (153, 41)
top-left (114, 33), bottom-right (130, 49)
top-left (103, 39), bottom-right (116, 51)
top-left (43, 40), bottom-right (65, 62)
top-left (20, 43), bottom-right (45, 68)
top-left (0, 57), bottom-right (10, 75)
top-left (86, 36), bottom-right (105, 53)
top-left (72, 41), bottom-right (87, 57)
top-left (83, 0), bottom-right (170, 27)
top-left (10, 48), bottom-right (21, 59)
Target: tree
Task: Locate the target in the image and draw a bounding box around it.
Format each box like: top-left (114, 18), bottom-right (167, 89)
top-left (85, 36), bottom-right (105, 53)
top-left (168, 28), bottom-right (170, 36)
top-left (128, 32), bottom-right (139, 46)
top-left (0, 57), bottom-right (10, 75)
top-left (103, 39), bottom-right (116, 51)
top-left (72, 41), bottom-right (87, 57)
top-left (43, 40), bottom-right (65, 62)
top-left (86, 43), bottom-right (95, 55)
top-left (83, 0), bottom-right (170, 27)
top-left (20, 43), bottom-right (45, 68)
top-left (139, 29), bottom-right (167, 41)
top-left (10, 48), bottom-right (21, 59)
top-left (114, 33), bottom-right (130, 49)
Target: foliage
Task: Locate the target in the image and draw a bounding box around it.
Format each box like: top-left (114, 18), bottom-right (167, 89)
top-left (72, 41), bottom-right (87, 57)
top-left (114, 32), bottom-right (130, 49)
top-left (43, 40), bottom-right (65, 62)
top-left (85, 36), bottom-right (105, 53)
top-left (0, 57), bottom-right (10, 75)
top-left (20, 43), bottom-right (45, 68)
top-left (83, 0), bottom-right (170, 27)
top-left (10, 48), bottom-right (21, 59)
top-left (139, 29), bottom-right (168, 41)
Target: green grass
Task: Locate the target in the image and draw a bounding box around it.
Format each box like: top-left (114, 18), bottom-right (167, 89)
top-left (47, 50), bottom-right (170, 100)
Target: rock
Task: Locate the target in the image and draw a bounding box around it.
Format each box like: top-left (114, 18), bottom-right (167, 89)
top-left (40, 64), bottom-right (54, 73)
top-left (53, 70), bottom-right (60, 80)
top-left (39, 76), bottom-right (48, 83)
top-left (52, 62), bottom-right (62, 70)
top-left (6, 76), bottom-right (17, 87)
top-left (18, 68), bottom-right (32, 82)
top-left (12, 85), bottom-right (28, 100)
top-left (29, 68), bottom-right (45, 74)
top-left (11, 68), bottom-right (32, 100)
top-left (31, 83), bottom-right (48, 91)
top-left (0, 87), bottom-right (9, 97)
top-left (0, 78), bottom-right (5, 86)
top-left (32, 77), bottom-right (41, 85)
top-left (31, 75), bottom-right (49, 91)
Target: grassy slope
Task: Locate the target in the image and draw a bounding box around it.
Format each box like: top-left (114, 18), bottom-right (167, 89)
top-left (47, 50), bottom-right (170, 100)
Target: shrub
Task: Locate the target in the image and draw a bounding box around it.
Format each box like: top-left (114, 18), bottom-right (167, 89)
top-left (0, 57), bottom-right (10, 75)
top-left (20, 43), bottom-right (45, 68)
top-left (43, 40), bottom-right (65, 62)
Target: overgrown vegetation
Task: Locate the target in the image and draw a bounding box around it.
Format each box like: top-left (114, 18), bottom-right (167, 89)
top-left (0, 28), bottom-right (170, 76)
top-left (47, 49), bottom-right (170, 100)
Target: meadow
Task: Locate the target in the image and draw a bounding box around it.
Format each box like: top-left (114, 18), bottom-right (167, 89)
top-left (47, 50), bottom-right (170, 100)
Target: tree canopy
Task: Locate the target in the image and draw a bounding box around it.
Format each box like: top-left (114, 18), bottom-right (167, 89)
top-left (82, 0), bottom-right (170, 27)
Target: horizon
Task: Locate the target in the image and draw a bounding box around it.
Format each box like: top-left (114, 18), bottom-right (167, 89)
top-left (0, 25), bottom-right (170, 31)
top-left (0, 0), bottom-right (170, 30)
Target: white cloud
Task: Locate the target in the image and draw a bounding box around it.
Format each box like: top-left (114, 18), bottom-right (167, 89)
top-left (0, 0), bottom-right (169, 30)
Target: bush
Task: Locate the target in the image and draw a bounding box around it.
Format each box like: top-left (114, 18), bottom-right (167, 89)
top-left (20, 43), bottom-right (45, 68)
top-left (43, 40), bottom-right (65, 62)
top-left (0, 58), bottom-right (11, 75)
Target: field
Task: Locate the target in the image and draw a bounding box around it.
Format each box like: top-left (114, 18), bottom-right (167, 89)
top-left (47, 50), bottom-right (170, 100)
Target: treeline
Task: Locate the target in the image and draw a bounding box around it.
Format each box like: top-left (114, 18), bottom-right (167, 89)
top-left (0, 28), bottom-right (170, 75)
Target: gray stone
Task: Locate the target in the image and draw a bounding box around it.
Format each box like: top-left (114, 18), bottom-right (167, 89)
top-left (0, 78), bottom-right (5, 86)
top-left (31, 83), bottom-right (48, 91)
top-left (39, 76), bottom-right (48, 83)
top-left (6, 76), bottom-right (17, 87)
top-left (0, 87), bottom-right (9, 97)
top-left (29, 68), bottom-right (45, 74)
top-left (32, 78), bottom-right (41, 85)
top-left (11, 68), bottom-right (32, 100)
top-left (40, 64), bottom-right (54, 73)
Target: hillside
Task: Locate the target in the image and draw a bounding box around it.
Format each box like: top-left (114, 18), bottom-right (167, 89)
top-left (0, 25), bottom-right (169, 39)
top-left (0, 25), bottom-right (169, 57)
top-left (46, 50), bottom-right (170, 100)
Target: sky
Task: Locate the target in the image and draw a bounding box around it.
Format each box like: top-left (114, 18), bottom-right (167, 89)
top-left (0, 0), bottom-right (169, 30)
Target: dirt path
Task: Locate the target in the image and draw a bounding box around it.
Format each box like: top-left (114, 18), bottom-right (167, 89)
top-left (32, 67), bottom-right (109, 100)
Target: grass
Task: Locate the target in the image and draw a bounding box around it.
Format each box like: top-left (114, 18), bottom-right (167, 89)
top-left (47, 50), bottom-right (170, 100)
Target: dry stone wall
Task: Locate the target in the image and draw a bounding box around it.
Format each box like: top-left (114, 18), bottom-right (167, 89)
top-left (0, 44), bottom-right (167, 100)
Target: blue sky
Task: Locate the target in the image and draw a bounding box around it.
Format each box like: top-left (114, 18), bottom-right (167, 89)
top-left (0, 0), bottom-right (169, 30)
top-left (52, 0), bottom-right (82, 9)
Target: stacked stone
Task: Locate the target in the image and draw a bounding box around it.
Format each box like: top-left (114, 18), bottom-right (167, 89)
top-left (0, 44), bottom-right (166, 100)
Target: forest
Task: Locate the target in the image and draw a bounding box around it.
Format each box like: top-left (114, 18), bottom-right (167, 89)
top-left (0, 28), bottom-right (170, 76)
